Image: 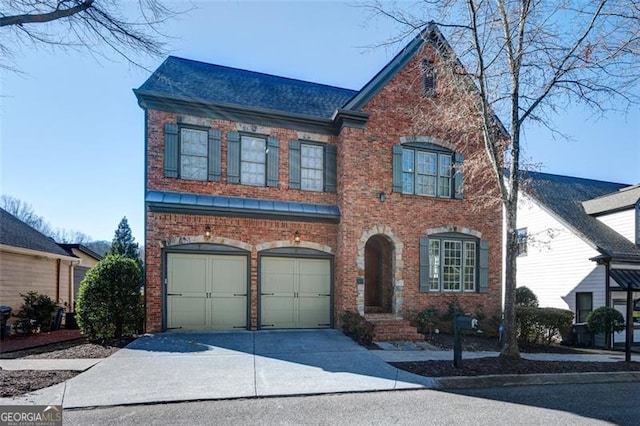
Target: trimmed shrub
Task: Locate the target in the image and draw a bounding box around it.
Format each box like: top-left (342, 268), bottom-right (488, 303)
top-left (515, 286), bottom-right (539, 307)
top-left (13, 291), bottom-right (58, 334)
top-left (586, 307), bottom-right (625, 335)
top-left (516, 306), bottom-right (573, 345)
top-left (340, 311), bottom-right (374, 346)
top-left (413, 307), bottom-right (439, 334)
top-left (76, 254), bottom-right (143, 340)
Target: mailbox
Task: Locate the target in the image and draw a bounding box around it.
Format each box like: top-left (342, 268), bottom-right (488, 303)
top-left (455, 315), bottom-right (478, 331)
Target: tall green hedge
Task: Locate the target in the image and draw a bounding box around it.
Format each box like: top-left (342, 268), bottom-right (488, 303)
top-left (75, 254), bottom-right (143, 340)
top-left (516, 306), bottom-right (573, 345)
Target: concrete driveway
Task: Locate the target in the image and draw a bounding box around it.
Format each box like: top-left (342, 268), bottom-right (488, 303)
top-left (62, 329), bottom-right (436, 408)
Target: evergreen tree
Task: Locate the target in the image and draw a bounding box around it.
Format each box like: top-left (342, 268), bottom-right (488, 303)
top-left (109, 217), bottom-right (140, 262)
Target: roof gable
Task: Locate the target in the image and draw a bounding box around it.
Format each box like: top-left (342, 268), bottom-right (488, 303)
top-left (522, 171), bottom-right (639, 259)
top-left (0, 208), bottom-right (72, 257)
top-left (583, 185), bottom-right (640, 215)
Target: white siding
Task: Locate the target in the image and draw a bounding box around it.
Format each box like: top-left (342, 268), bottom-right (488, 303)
top-left (515, 193), bottom-right (605, 318)
top-left (596, 209), bottom-right (635, 242)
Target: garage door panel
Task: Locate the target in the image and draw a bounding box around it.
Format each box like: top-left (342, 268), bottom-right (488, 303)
top-left (167, 296), bottom-right (208, 330)
top-left (260, 256), bottom-right (331, 329)
top-left (261, 258), bottom-right (296, 294)
top-left (261, 295), bottom-right (296, 328)
top-left (167, 253), bottom-right (247, 331)
top-left (297, 295), bottom-right (331, 328)
top-left (211, 256), bottom-right (247, 295)
top-left (168, 255), bottom-right (208, 294)
top-left (211, 296), bottom-right (247, 329)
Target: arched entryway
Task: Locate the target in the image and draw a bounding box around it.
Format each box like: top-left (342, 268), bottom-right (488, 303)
top-left (364, 235), bottom-right (394, 314)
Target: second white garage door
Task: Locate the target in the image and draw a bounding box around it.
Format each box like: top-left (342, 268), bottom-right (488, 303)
top-left (166, 253), bottom-right (247, 330)
top-left (260, 257), bottom-right (331, 328)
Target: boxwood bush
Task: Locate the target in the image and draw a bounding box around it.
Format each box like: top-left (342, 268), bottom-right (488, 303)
top-left (75, 254), bottom-right (143, 341)
top-left (516, 306), bottom-right (574, 345)
top-left (586, 306), bottom-right (625, 335)
top-left (13, 291), bottom-right (58, 334)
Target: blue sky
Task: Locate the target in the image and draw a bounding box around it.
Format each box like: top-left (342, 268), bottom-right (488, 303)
top-left (1, 1), bottom-right (639, 243)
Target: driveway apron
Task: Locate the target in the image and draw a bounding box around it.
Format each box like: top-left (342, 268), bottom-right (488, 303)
top-left (62, 329), bottom-right (436, 408)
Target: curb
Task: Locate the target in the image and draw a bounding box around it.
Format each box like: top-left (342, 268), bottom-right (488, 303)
top-left (435, 371), bottom-right (640, 389)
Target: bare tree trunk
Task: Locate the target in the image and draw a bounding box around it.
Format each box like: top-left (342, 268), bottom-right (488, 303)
top-left (502, 201), bottom-right (520, 358)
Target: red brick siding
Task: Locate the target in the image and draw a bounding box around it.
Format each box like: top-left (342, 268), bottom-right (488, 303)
top-left (145, 212), bottom-right (337, 332)
top-left (144, 43), bottom-right (503, 331)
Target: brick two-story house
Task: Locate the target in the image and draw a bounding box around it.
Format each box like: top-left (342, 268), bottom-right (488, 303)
top-left (134, 25), bottom-right (504, 337)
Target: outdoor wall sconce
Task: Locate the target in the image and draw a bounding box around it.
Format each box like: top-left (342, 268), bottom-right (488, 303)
top-left (378, 191), bottom-right (386, 202)
top-left (293, 231), bottom-right (301, 244)
top-left (204, 225), bottom-right (212, 240)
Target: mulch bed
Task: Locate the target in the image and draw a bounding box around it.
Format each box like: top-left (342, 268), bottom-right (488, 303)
top-left (392, 357), bottom-right (640, 377)
top-left (425, 332), bottom-right (584, 354)
top-left (0, 371), bottom-right (79, 398)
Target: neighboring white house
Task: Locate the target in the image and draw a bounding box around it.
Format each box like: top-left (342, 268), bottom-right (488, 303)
top-left (514, 172), bottom-right (640, 348)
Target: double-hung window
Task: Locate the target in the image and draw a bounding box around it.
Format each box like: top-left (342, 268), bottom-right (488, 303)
top-left (180, 128), bottom-right (208, 181)
top-left (226, 131), bottom-right (279, 187)
top-left (394, 142), bottom-right (463, 199)
top-left (163, 123), bottom-right (222, 182)
top-left (288, 140), bottom-right (337, 192)
top-left (301, 144), bottom-right (324, 191)
top-left (516, 228), bottom-right (528, 256)
top-left (240, 135), bottom-right (266, 186)
top-left (420, 233), bottom-right (488, 293)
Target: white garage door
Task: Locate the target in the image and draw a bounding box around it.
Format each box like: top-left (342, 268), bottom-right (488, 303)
top-left (167, 253), bottom-right (247, 330)
top-left (260, 257), bottom-right (331, 328)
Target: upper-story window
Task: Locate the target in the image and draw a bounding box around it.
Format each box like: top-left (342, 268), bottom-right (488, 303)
top-left (393, 142), bottom-right (463, 199)
top-left (301, 143), bottom-right (324, 191)
top-left (402, 148), bottom-right (452, 197)
top-left (226, 131), bottom-right (279, 187)
top-left (289, 140), bottom-right (337, 193)
top-left (163, 124), bottom-right (221, 182)
top-left (420, 232), bottom-right (489, 293)
top-left (180, 128), bottom-right (208, 181)
top-left (241, 135), bottom-right (267, 186)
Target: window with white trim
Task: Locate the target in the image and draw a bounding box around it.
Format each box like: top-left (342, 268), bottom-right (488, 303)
top-left (402, 148), bottom-right (453, 198)
top-left (428, 236), bottom-right (477, 292)
top-left (240, 135), bottom-right (266, 186)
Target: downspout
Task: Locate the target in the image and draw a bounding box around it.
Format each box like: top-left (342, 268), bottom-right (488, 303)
top-left (605, 261), bottom-right (611, 349)
top-left (56, 259), bottom-right (61, 303)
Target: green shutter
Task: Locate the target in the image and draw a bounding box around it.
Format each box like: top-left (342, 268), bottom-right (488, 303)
top-left (419, 237), bottom-right (429, 292)
top-left (479, 240), bottom-right (489, 293)
top-left (454, 153), bottom-right (464, 199)
top-left (289, 140), bottom-right (301, 189)
top-left (324, 144), bottom-right (337, 192)
top-left (392, 145), bottom-right (403, 193)
top-left (227, 131), bottom-right (240, 184)
top-left (266, 137), bottom-right (279, 187)
top-left (208, 129), bottom-right (221, 182)
top-left (164, 123), bottom-right (179, 178)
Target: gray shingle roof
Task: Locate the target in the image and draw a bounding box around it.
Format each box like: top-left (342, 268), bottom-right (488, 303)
top-left (0, 208), bottom-right (72, 257)
top-left (523, 171), bottom-right (640, 259)
top-left (137, 56), bottom-right (358, 119)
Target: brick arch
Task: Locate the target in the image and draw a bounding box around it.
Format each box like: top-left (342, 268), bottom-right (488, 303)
top-left (356, 224), bottom-right (404, 316)
top-left (255, 240), bottom-right (333, 254)
top-left (426, 226), bottom-right (482, 238)
top-left (161, 235), bottom-right (253, 252)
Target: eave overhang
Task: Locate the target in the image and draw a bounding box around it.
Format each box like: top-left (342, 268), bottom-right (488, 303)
top-left (134, 90), bottom-right (368, 135)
